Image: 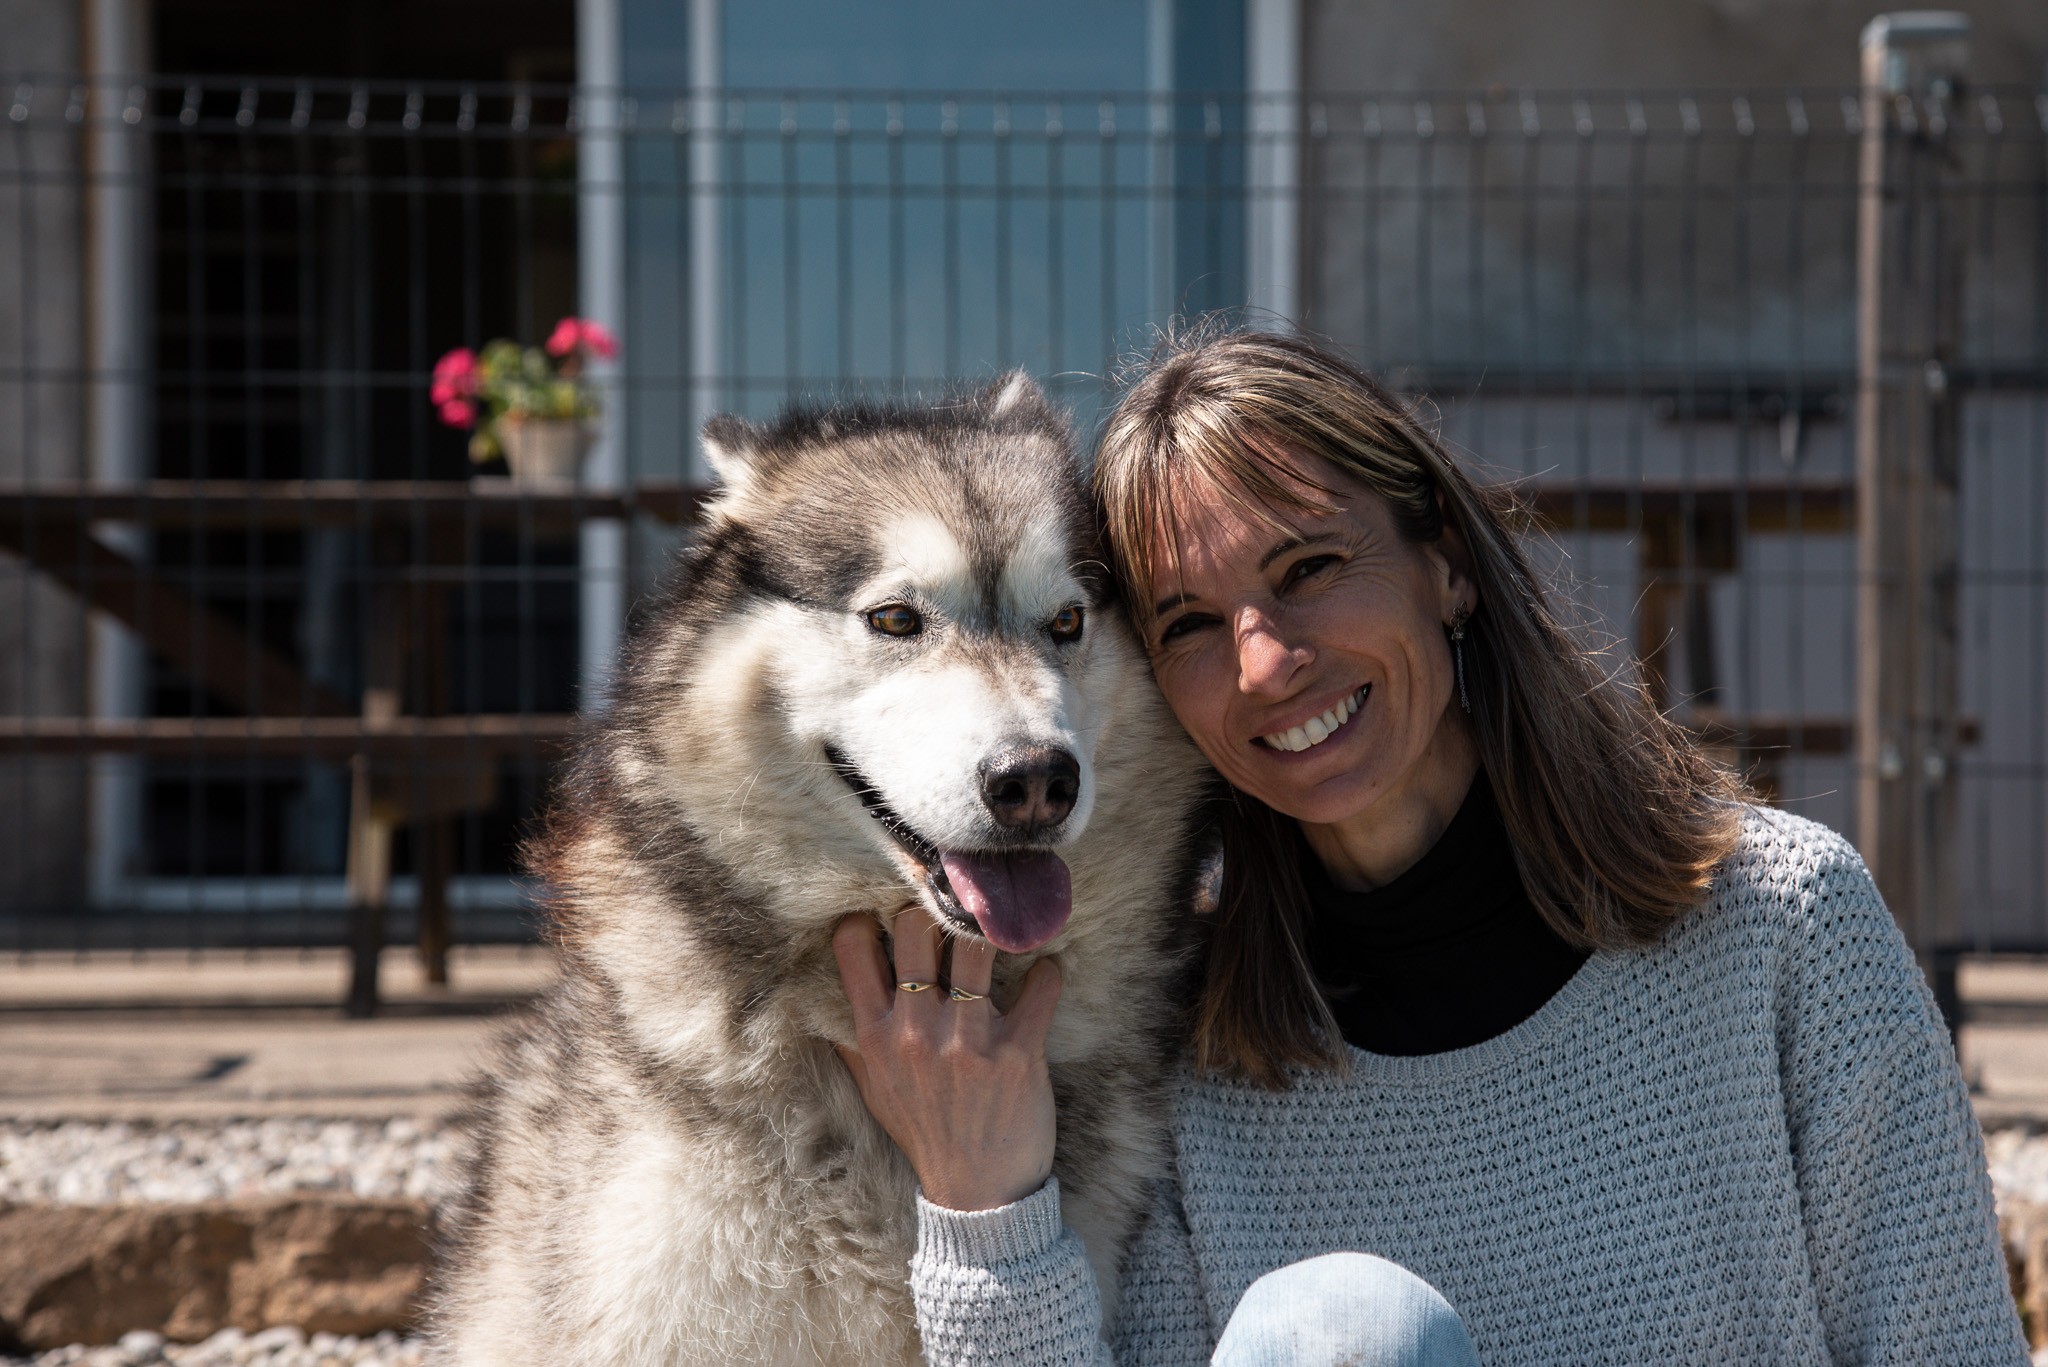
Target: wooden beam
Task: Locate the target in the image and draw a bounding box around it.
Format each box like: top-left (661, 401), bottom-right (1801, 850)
top-left (0, 480), bottom-right (633, 531)
top-left (0, 518), bottom-right (352, 718)
top-left (1683, 714), bottom-right (1980, 756)
top-left (8, 711), bottom-right (1974, 764)
top-left (1521, 483), bottom-right (1852, 537)
top-left (0, 714), bottom-right (576, 758)
top-left (3, 478), bottom-right (1854, 540)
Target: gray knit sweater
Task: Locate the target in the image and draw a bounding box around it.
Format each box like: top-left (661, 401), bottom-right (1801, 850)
top-left (908, 807), bottom-right (2028, 1365)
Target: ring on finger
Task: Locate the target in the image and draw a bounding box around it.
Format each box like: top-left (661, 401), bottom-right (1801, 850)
top-left (947, 986), bottom-right (987, 1003)
top-left (896, 980), bottom-right (938, 993)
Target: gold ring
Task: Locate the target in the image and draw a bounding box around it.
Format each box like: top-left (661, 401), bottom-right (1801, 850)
top-left (895, 980), bottom-right (937, 993)
top-left (947, 987), bottom-right (988, 1003)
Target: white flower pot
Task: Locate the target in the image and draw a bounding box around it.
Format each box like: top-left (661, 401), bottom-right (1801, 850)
top-left (498, 419), bottom-right (595, 482)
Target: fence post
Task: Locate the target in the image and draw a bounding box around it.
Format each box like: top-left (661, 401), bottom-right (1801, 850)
top-left (1854, 11), bottom-right (1969, 1022)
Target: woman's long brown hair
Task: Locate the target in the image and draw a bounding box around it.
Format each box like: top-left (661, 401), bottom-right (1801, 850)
top-left (1094, 325), bottom-right (1747, 1089)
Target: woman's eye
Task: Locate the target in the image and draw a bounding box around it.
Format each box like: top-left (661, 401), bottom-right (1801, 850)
top-left (1285, 555), bottom-right (1337, 587)
top-left (865, 604), bottom-right (923, 637)
top-left (1049, 605), bottom-right (1085, 641)
top-left (1155, 614), bottom-right (1205, 646)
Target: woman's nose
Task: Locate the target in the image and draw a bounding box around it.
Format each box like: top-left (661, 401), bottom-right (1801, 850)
top-left (1234, 610), bottom-right (1311, 697)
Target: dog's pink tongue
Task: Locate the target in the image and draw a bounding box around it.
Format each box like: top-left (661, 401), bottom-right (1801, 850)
top-left (939, 851), bottom-right (1073, 953)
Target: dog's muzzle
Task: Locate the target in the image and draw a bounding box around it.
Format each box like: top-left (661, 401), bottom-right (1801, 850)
top-left (824, 744), bottom-right (976, 929)
top-left (824, 744), bottom-right (1078, 954)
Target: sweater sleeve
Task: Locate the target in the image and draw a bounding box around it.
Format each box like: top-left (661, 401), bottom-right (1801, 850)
top-left (1774, 832), bottom-right (2029, 1365)
top-left (910, 1173), bottom-right (1214, 1365)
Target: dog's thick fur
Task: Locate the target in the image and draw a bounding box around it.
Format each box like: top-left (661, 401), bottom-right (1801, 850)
top-left (431, 376), bottom-right (1210, 1365)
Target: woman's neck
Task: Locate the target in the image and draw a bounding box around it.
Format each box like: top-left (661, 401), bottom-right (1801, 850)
top-left (1299, 719), bottom-right (1482, 892)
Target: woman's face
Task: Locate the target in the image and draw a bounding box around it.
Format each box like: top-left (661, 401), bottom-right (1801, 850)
top-left (1142, 446), bottom-right (1475, 828)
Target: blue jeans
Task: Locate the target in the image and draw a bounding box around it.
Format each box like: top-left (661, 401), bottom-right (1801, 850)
top-left (1210, 1252), bottom-right (1482, 1367)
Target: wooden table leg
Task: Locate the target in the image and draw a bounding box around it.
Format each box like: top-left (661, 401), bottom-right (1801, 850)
top-left (1636, 507), bottom-right (1736, 712)
top-left (1637, 578), bottom-right (1681, 709)
top-left (416, 816), bottom-right (453, 986)
top-left (345, 753), bottom-right (393, 1018)
top-left (346, 558), bottom-right (408, 1018)
top-left (412, 577), bottom-right (454, 988)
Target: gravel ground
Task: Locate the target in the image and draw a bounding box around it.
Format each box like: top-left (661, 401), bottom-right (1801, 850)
top-left (3, 1119), bottom-right (2045, 1362)
top-left (1989, 1125), bottom-right (2048, 1211)
top-left (0, 1328), bottom-right (424, 1366)
top-left (7, 1115), bottom-right (2041, 1212)
top-left (0, 1119), bottom-right (457, 1207)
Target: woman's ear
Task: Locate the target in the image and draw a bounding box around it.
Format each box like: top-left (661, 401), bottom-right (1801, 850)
top-left (1432, 490), bottom-right (1479, 621)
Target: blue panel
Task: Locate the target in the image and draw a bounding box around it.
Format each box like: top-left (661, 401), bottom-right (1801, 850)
top-left (610, 0), bottom-right (1249, 473)
top-left (723, 0), bottom-right (1148, 91)
top-left (621, 0), bottom-right (689, 87)
top-left (1170, 0), bottom-right (1246, 319)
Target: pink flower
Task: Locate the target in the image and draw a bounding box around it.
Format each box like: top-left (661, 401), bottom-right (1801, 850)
top-left (544, 318), bottom-right (582, 356)
top-left (433, 347), bottom-right (478, 396)
top-left (580, 320), bottom-right (619, 360)
top-left (437, 398), bottom-right (476, 428)
top-left (545, 317), bottom-right (619, 361)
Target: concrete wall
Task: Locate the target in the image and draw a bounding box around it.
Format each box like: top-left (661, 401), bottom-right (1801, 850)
top-left (1304, 0), bottom-right (2048, 91)
top-left (1296, 0), bottom-right (2046, 374)
top-left (0, 0), bottom-right (90, 918)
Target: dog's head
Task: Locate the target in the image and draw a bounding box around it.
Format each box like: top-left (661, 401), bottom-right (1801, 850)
top-left (611, 374), bottom-right (1153, 955)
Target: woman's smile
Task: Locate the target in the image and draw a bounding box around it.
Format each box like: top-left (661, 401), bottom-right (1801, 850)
top-left (1255, 683), bottom-right (1370, 755)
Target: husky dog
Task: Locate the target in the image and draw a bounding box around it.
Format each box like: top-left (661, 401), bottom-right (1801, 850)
top-left (431, 375), bottom-right (1209, 1365)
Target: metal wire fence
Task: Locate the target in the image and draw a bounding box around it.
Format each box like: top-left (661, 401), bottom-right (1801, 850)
top-left (2, 73), bottom-right (2043, 987)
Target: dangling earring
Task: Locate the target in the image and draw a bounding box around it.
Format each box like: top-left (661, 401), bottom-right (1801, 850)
top-left (1449, 609), bottom-right (1471, 715)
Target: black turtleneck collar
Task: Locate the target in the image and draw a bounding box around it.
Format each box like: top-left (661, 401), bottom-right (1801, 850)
top-left (1302, 771), bottom-right (1590, 1057)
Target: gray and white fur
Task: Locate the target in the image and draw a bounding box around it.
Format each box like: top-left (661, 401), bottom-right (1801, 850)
top-left (430, 375), bottom-right (1211, 1365)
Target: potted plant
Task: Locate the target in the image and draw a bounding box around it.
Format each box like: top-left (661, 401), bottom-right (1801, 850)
top-left (432, 317), bottom-right (618, 482)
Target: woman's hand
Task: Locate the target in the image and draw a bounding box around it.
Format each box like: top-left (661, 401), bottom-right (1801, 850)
top-left (831, 906), bottom-right (1064, 1212)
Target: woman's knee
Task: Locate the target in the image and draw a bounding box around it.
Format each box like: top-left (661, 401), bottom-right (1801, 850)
top-left (1212, 1251), bottom-right (1480, 1367)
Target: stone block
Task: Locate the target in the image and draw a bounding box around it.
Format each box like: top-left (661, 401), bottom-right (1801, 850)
top-left (0, 1198), bottom-right (435, 1351)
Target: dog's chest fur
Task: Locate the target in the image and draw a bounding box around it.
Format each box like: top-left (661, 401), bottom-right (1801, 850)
top-left (433, 846), bottom-right (1189, 1366)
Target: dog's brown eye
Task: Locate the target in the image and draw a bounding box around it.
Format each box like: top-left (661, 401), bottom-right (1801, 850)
top-left (866, 604), bottom-right (922, 637)
top-left (1049, 605), bottom-right (1084, 641)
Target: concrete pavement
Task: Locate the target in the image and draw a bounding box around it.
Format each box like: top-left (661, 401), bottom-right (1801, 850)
top-left (3, 947), bottom-right (2046, 1125)
top-left (0, 946), bottom-right (551, 1122)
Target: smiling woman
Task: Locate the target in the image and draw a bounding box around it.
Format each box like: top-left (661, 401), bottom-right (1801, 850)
top-left (1094, 326), bottom-right (1745, 1086)
top-left (886, 327), bottom-right (2029, 1366)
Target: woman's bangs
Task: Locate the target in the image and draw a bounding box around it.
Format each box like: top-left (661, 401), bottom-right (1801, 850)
top-left (1122, 416), bottom-right (1345, 616)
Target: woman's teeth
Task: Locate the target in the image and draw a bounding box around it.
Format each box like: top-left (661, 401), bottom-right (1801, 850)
top-left (1260, 686), bottom-right (1368, 754)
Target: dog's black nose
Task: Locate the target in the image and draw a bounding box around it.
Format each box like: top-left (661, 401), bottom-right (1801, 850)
top-left (979, 747), bottom-right (1080, 831)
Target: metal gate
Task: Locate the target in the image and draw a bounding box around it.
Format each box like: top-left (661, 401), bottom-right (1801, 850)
top-left (2, 43), bottom-right (2044, 1000)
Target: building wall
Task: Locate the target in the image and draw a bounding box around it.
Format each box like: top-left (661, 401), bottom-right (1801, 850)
top-left (1304, 0), bottom-right (2048, 91)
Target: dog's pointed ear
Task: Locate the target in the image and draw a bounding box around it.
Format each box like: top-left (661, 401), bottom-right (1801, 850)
top-left (982, 370), bottom-right (1048, 421)
top-left (700, 414), bottom-right (764, 498)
